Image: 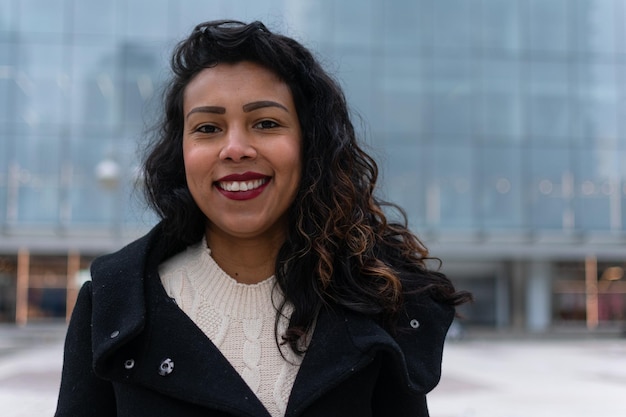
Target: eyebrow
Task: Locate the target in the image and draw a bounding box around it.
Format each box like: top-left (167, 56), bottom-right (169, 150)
top-left (186, 106), bottom-right (226, 119)
top-left (186, 101), bottom-right (289, 119)
top-left (242, 100), bottom-right (289, 113)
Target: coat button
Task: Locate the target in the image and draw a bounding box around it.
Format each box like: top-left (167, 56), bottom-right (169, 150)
top-left (158, 358), bottom-right (174, 376)
top-left (124, 359), bottom-right (135, 370)
top-left (110, 330), bottom-right (120, 338)
top-left (410, 319), bottom-right (420, 329)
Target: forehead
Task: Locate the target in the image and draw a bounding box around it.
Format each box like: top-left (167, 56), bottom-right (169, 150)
top-left (184, 61), bottom-right (289, 101)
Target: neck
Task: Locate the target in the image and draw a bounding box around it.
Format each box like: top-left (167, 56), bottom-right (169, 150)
top-left (205, 228), bottom-right (285, 285)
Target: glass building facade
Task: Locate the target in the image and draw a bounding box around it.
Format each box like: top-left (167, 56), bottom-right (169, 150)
top-left (0, 0), bottom-right (624, 329)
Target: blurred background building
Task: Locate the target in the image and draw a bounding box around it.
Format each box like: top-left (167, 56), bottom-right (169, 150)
top-left (0, 0), bottom-right (624, 332)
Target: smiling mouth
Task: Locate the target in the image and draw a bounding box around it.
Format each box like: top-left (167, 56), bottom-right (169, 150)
top-left (216, 178), bottom-right (269, 192)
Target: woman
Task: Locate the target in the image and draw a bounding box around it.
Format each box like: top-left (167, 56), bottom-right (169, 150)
top-left (56, 20), bottom-right (471, 417)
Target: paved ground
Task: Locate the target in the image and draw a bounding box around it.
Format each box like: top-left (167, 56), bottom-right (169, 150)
top-left (0, 324), bottom-right (624, 416)
top-left (0, 323), bottom-right (66, 417)
top-left (429, 335), bottom-right (626, 417)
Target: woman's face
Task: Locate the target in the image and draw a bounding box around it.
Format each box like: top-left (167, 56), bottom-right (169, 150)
top-left (182, 61), bottom-right (302, 243)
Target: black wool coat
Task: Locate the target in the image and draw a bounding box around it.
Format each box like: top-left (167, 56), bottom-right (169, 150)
top-left (55, 223), bottom-right (455, 417)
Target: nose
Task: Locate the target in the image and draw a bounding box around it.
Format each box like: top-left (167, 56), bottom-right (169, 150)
top-left (219, 127), bottom-right (257, 161)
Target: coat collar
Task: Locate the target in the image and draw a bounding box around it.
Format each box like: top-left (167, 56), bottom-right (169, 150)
top-left (88, 223), bottom-right (448, 416)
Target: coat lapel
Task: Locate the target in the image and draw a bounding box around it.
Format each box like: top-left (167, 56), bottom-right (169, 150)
top-left (90, 228), bottom-right (154, 373)
top-left (90, 225), bottom-right (271, 417)
top-left (134, 279), bottom-right (271, 417)
top-left (285, 306), bottom-right (392, 417)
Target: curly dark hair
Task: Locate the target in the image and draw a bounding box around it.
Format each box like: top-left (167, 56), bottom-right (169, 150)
top-left (143, 20), bottom-right (471, 353)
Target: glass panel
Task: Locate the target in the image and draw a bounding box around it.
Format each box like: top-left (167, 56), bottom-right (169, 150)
top-left (477, 60), bottom-right (522, 140)
top-left (176, 0), bottom-right (222, 36)
top-left (332, 0), bottom-right (376, 47)
top-left (0, 0), bottom-right (16, 34)
top-left (1, 39), bottom-right (25, 129)
top-left (623, 192), bottom-right (626, 234)
top-left (73, 0), bottom-right (116, 36)
top-left (69, 41), bottom-right (120, 130)
top-left (527, 61), bottom-right (572, 142)
top-left (0, 135), bottom-right (8, 225)
top-left (381, 55), bottom-right (427, 137)
top-left (225, 0), bottom-right (286, 23)
top-left (432, 0), bottom-right (473, 52)
top-left (383, 142), bottom-right (427, 229)
top-left (121, 0), bottom-right (171, 40)
top-left (13, 135), bottom-right (61, 224)
top-left (244, 0), bottom-right (290, 23)
top-left (479, 146), bottom-right (523, 229)
top-left (18, 0), bottom-right (66, 35)
top-left (479, 93), bottom-right (522, 141)
top-left (336, 52), bottom-right (375, 126)
top-left (0, 39), bottom-right (14, 64)
top-left (620, 0), bottom-right (626, 55)
top-left (529, 147), bottom-right (572, 230)
top-left (480, 0), bottom-right (522, 53)
top-left (382, 0), bottom-right (427, 51)
top-left (121, 44), bottom-right (167, 131)
top-left (0, 77), bottom-right (19, 126)
top-left (282, 0), bottom-right (333, 45)
top-left (574, 62), bottom-right (619, 145)
top-left (618, 62), bottom-right (626, 144)
top-left (0, 41), bottom-right (17, 125)
top-left (425, 144), bottom-right (475, 230)
top-left (428, 57), bottom-right (473, 138)
top-left (622, 147), bottom-right (626, 231)
top-left (527, 0), bottom-right (571, 55)
top-left (17, 41), bottom-right (68, 128)
top-left (574, 147), bottom-right (620, 231)
top-left (573, 0), bottom-right (616, 56)
top-left (68, 135), bottom-right (122, 225)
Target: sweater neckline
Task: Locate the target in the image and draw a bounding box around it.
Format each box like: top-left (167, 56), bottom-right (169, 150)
top-left (182, 238), bottom-right (281, 319)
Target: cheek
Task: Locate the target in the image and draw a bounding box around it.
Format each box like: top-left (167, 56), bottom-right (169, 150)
top-left (182, 140), bottom-right (193, 171)
top-left (183, 145), bottom-right (212, 188)
top-left (283, 144), bottom-right (302, 178)
top-left (287, 152), bottom-right (303, 195)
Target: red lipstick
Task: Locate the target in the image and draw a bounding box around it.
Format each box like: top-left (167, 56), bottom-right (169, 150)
top-left (217, 172), bottom-right (268, 182)
top-left (215, 172), bottom-right (271, 201)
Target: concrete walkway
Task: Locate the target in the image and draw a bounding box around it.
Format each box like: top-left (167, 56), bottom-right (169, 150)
top-left (0, 325), bottom-right (624, 416)
top-left (0, 324), bottom-right (65, 417)
top-left (429, 337), bottom-right (626, 417)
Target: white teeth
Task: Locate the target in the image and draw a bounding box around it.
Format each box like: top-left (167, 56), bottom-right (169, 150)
top-left (218, 178), bottom-right (267, 192)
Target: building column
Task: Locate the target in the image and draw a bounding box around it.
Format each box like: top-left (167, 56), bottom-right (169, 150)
top-left (526, 260), bottom-right (552, 332)
top-left (495, 263), bottom-right (510, 328)
top-left (66, 251), bottom-right (80, 322)
top-left (585, 255), bottom-right (598, 330)
top-left (510, 260), bottom-right (526, 331)
top-left (16, 248), bottom-right (29, 326)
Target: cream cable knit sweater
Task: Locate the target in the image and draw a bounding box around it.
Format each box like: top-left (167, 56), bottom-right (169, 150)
top-left (158, 239), bottom-right (302, 417)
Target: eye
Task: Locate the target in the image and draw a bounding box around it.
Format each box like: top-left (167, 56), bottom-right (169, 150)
top-left (196, 124), bottom-right (221, 134)
top-left (255, 120), bottom-right (279, 129)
